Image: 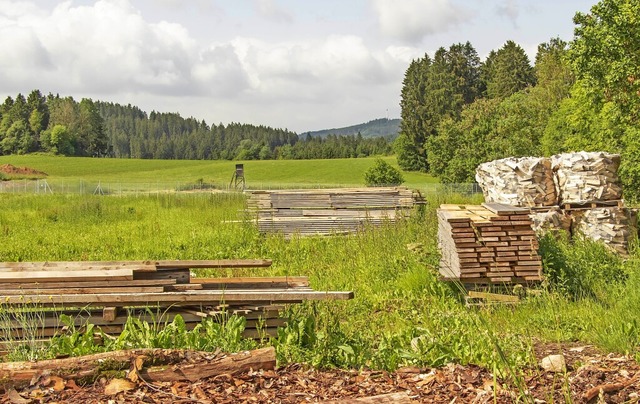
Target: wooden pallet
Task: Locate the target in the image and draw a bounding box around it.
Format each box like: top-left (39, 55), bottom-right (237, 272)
top-left (561, 199), bottom-right (624, 210)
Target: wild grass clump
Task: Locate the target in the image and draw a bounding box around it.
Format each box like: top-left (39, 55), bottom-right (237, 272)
top-left (538, 233), bottom-right (626, 300)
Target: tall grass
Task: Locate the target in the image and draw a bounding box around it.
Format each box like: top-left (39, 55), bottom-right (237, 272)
top-left (0, 192), bottom-right (638, 376)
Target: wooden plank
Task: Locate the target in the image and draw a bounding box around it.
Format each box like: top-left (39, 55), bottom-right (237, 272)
top-left (0, 261), bottom-right (156, 272)
top-left (163, 284), bottom-right (203, 291)
top-left (134, 269), bottom-right (190, 284)
top-left (0, 279), bottom-right (176, 289)
top-left (0, 269), bottom-right (133, 283)
top-left (468, 291), bottom-right (520, 303)
top-left (0, 290), bottom-right (355, 306)
top-left (482, 203), bottom-right (530, 215)
top-left (152, 259), bottom-right (273, 270)
top-left (0, 286), bottom-right (165, 295)
top-left (192, 276), bottom-right (310, 289)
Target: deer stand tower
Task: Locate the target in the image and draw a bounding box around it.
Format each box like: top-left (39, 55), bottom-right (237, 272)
top-left (230, 164), bottom-right (246, 191)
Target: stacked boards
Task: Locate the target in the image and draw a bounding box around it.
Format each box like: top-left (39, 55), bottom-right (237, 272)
top-left (0, 260), bottom-right (353, 347)
top-left (247, 187), bottom-right (420, 237)
top-left (438, 203), bottom-right (542, 284)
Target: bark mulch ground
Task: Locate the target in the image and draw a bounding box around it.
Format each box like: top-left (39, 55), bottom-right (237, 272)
top-left (2, 342), bottom-right (639, 403)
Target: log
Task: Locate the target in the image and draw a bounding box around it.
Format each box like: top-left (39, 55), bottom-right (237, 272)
top-left (142, 346), bottom-right (276, 382)
top-left (322, 392), bottom-right (413, 403)
top-left (0, 347), bottom-right (276, 391)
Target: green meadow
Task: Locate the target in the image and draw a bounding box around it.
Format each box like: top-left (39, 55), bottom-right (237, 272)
top-left (0, 155), bottom-right (639, 396)
top-left (0, 155), bottom-right (438, 190)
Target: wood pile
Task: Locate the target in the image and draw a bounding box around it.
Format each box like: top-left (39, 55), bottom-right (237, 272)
top-left (246, 187), bottom-right (420, 237)
top-left (475, 157), bottom-right (557, 207)
top-left (437, 203), bottom-right (542, 284)
top-left (0, 260), bottom-right (353, 347)
top-left (529, 207), bottom-right (572, 236)
top-left (475, 152), bottom-right (634, 254)
top-left (551, 151), bottom-right (622, 204)
top-left (571, 207), bottom-right (635, 255)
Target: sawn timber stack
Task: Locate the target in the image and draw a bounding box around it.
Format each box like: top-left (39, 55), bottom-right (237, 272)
top-left (0, 260), bottom-right (353, 344)
top-left (438, 203), bottom-right (542, 284)
top-left (246, 187), bottom-right (421, 237)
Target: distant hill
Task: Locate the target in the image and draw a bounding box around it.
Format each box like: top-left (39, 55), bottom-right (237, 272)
top-left (302, 118), bottom-right (401, 139)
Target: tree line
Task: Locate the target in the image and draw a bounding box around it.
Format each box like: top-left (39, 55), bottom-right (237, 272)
top-left (397, 0), bottom-right (640, 200)
top-left (0, 94), bottom-right (392, 161)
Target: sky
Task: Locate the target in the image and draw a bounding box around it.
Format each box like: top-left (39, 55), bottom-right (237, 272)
top-left (0, 0), bottom-right (594, 133)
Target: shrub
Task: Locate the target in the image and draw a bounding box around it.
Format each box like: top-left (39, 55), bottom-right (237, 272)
top-left (364, 158), bottom-right (404, 187)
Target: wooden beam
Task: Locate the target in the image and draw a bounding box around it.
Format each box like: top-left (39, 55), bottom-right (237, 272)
top-left (102, 307), bottom-right (118, 322)
top-left (0, 279), bottom-right (176, 289)
top-left (0, 269), bottom-right (133, 283)
top-left (0, 286), bottom-right (165, 295)
top-left (0, 289), bottom-right (354, 306)
top-left (192, 276), bottom-right (310, 289)
top-left (152, 259), bottom-right (273, 270)
top-left (467, 290), bottom-right (520, 303)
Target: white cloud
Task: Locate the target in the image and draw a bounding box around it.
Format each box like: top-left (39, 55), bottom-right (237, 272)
top-left (255, 0), bottom-right (293, 24)
top-left (373, 0), bottom-right (471, 44)
top-left (495, 0), bottom-right (519, 27)
top-left (231, 35), bottom-right (408, 105)
top-left (0, 0), bottom-right (419, 131)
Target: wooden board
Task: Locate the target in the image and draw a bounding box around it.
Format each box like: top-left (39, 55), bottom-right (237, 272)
top-left (0, 290), bottom-right (355, 306)
top-left (0, 269), bottom-right (133, 283)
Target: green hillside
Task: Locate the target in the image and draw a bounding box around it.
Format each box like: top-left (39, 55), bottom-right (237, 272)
top-left (302, 118), bottom-right (400, 139)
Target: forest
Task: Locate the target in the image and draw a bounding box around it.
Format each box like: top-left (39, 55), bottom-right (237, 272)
top-left (0, 94), bottom-right (392, 162)
top-left (397, 0), bottom-right (640, 199)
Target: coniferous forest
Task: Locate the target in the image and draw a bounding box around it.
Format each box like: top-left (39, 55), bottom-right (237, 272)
top-left (0, 93), bottom-right (392, 161)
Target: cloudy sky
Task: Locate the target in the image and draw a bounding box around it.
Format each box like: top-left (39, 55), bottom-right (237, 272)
top-left (0, 0), bottom-right (593, 133)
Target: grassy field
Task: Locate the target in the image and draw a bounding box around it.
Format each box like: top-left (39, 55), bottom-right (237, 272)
top-left (0, 190), bottom-right (638, 381)
top-left (0, 155), bottom-right (639, 395)
top-left (0, 155), bottom-right (439, 190)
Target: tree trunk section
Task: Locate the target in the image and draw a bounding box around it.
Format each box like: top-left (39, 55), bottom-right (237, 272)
top-left (0, 347), bottom-right (275, 391)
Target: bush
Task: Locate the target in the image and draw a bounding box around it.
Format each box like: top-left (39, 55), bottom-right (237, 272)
top-left (364, 158), bottom-right (404, 187)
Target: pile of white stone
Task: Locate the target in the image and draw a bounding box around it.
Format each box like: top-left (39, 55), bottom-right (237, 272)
top-left (476, 152), bottom-right (635, 254)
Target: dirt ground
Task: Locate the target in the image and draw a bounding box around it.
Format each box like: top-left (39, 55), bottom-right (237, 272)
top-left (2, 342), bottom-right (638, 403)
top-left (0, 164), bottom-right (47, 176)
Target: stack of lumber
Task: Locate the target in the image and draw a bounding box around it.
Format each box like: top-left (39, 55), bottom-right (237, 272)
top-left (247, 187), bottom-right (419, 237)
top-left (0, 260), bottom-right (353, 345)
top-left (551, 151), bottom-right (622, 204)
top-left (475, 157), bottom-right (557, 207)
top-left (437, 203), bottom-right (542, 284)
top-left (529, 207), bottom-right (572, 236)
top-left (571, 208), bottom-right (635, 255)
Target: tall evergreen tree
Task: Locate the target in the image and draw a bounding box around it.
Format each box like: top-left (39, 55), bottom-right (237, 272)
top-left (398, 56), bottom-right (431, 171)
top-left (398, 42), bottom-right (483, 172)
top-left (484, 40), bottom-right (536, 99)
